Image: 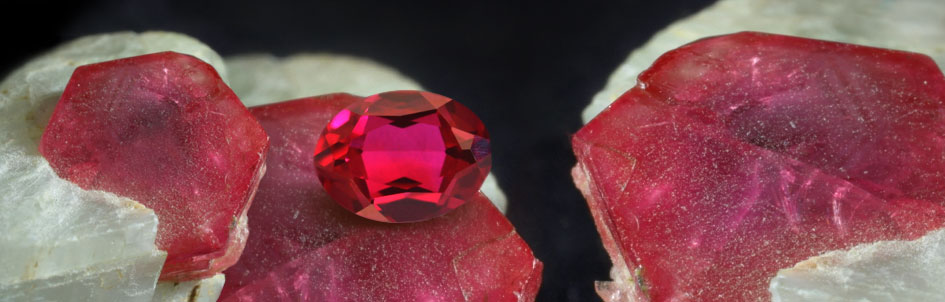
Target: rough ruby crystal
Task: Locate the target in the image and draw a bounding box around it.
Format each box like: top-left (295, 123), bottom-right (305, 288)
top-left (39, 52), bottom-right (269, 281)
top-left (220, 94), bottom-right (541, 301)
top-left (314, 90), bottom-right (491, 223)
top-left (572, 32), bottom-right (945, 301)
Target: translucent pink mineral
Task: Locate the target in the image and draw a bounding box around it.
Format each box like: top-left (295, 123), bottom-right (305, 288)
top-left (573, 32), bottom-right (945, 301)
top-left (40, 52), bottom-right (269, 281)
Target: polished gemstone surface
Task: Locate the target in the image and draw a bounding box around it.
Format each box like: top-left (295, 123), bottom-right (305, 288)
top-left (314, 90), bottom-right (491, 223)
top-left (220, 94), bottom-right (541, 301)
top-left (572, 32), bottom-right (945, 301)
top-left (39, 51), bottom-right (269, 281)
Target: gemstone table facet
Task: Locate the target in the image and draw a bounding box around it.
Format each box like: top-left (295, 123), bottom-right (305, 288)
top-left (39, 51), bottom-right (269, 281)
top-left (573, 32), bottom-right (945, 301)
top-left (314, 90), bottom-right (491, 223)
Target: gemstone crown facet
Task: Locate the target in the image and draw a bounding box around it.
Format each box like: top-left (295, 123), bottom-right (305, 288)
top-left (314, 90), bottom-right (491, 223)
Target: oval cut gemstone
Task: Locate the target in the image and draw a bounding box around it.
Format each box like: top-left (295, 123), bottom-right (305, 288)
top-left (314, 90), bottom-right (491, 223)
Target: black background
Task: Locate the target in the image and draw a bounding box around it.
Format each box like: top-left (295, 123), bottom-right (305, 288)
top-left (2, 1), bottom-right (716, 301)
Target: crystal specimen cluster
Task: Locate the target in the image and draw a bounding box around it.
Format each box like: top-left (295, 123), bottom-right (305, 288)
top-left (1, 30), bottom-right (536, 301)
top-left (219, 94), bottom-right (542, 301)
top-left (573, 32), bottom-right (945, 301)
top-left (314, 91), bottom-right (491, 223)
top-left (40, 51), bottom-right (269, 281)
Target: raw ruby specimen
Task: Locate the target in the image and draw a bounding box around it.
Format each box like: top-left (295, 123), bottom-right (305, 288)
top-left (39, 52), bottom-right (269, 281)
top-left (220, 94), bottom-right (541, 301)
top-left (572, 32), bottom-right (945, 301)
top-left (314, 90), bottom-right (491, 223)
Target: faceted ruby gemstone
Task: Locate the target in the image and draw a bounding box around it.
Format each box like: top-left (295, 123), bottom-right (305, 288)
top-left (39, 52), bottom-right (269, 281)
top-left (314, 90), bottom-right (491, 223)
top-left (219, 94), bottom-right (541, 301)
top-left (572, 32), bottom-right (945, 301)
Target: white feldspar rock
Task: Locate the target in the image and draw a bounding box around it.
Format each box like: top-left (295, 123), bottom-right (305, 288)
top-left (0, 31), bottom-right (225, 302)
top-left (152, 274), bottom-right (225, 302)
top-left (226, 54), bottom-right (421, 107)
top-left (225, 54), bottom-right (510, 213)
top-left (770, 229), bottom-right (945, 301)
top-left (584, 0), bottom-right (945, 123)
top-left (0, 250), bottom-right (167, 302)
top-left (479, 173), bottom-right (508, 213)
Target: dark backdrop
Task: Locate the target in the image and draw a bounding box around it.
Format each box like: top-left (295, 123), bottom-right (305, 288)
top-left (2, 1), bottom-right (716, 301)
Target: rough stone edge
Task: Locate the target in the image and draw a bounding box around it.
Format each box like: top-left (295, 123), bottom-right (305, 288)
top-left (153, 274), bottom-right (225, 302)
top-left (571, 158), bottom-right (643, 302)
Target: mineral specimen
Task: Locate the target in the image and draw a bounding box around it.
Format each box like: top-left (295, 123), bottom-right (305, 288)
top-left (572, 32), bottom-right (945, 301)
top-left (314, 90), bottom-right (491, 223)
top-left (0, 31), bottom-right (224, 301)
top-left (220, 94), bottom-right (541, 301)
top-left (39, 51), bottom-right (269, 280)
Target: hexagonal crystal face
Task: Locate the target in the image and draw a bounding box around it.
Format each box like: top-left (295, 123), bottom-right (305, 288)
top-left (315, 90), bottom-right (491, 223)
top-left (39, 52), bottom-right (269, 281)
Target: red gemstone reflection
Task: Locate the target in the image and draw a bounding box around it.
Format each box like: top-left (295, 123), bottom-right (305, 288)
top-left (314, 91), bottom-right (491, 223)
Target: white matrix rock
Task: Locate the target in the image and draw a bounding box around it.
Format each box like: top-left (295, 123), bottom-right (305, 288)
top-left (226, 54), bottom-right (420, 107)
top-left (770, 229), bottom-right (945, 301)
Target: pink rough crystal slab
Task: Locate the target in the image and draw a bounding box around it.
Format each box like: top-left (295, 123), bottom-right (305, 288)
top-left (39, 52), bottom-right (269, 281)
top-left (572, 32), bottom-right (945, 301)
top-left (220, 94), bottom-right (542, 301)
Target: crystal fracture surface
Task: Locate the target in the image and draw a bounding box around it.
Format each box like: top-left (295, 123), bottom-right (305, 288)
top-left (0, 32), bottom-right (225, 302)
top-left (572, 32), bottom-right (945, 301)
top-left (39, 51), bottom-right (269, 281)
top-left (220, 94), bottom-right (541, 301)
top-left (314, 91), bottom-right (491, 223)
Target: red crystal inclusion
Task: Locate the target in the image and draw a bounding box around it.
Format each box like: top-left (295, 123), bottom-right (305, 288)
top-left (314, 90), bottom-right (491, 223)
top-left (573, 32), bottom-right (945, 301)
